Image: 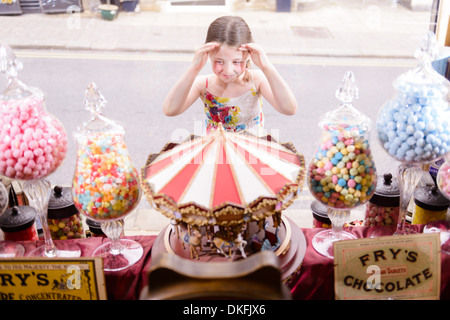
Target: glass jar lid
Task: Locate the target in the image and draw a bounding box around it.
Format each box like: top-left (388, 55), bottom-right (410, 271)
top-left (414, 185), bottom-right (450, 211)
top-left (0, 205), bottom-right (37, 232)
top-left (370, 173), bottom-right (400, 207)
top-left (0, 44), bottom-right (43, 101)
top-left (319, 71), bottom-right (371, 132)
top-left (311, 200), bottom-right (328, 218)
top-left (393, 31), bottom-right (450, 97)
top-left (73, 82), bottom-right (124, 140)
top-left (48, 185), bottom-right (79, 219)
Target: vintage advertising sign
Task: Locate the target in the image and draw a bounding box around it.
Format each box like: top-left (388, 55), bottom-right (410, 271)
top-left (334, 233), bottom-right (441, 300)
top-left (0, 257), bottom-right (107, 300)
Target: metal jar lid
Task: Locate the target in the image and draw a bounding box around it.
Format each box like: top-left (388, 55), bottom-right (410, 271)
top-left (370, 173), bottom-right (400, 207)
top-left (0, 206), bottom-right (37, 232)
top-left (414, 185), bottom-right (450, 211)
top-left (47, 185), bottom-right (79, 219)
top-left (311, 200), bottom-right (331, 223)
top-left (86, 218), bottom-right (104, 235)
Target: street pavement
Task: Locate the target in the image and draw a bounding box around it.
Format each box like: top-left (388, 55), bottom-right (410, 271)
top-left (0, 0), bottom-right (434, 235)
top-left (0, 0), bottom-right (432, 58)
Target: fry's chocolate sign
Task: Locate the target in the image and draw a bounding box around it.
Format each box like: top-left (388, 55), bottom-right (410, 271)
top-left (0, 258), bottom-right (106, 300)
top-left (334, 233), bottom-right (441, 300)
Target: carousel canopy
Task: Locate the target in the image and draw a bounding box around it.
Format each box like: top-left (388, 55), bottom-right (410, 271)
top-left (141, 126), bottom-right (306, 227)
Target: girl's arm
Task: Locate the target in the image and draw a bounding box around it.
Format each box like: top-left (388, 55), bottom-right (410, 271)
top-left (240, 43), bottom-right (297, 115)
top-left (163, 42), bottom-right (220, 116)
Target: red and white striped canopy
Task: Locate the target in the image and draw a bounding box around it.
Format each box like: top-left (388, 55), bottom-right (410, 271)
top-left (141, 127), bottom-right (306, 227)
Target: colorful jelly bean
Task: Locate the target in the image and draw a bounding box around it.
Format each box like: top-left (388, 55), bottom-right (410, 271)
top-left (72, 134), bottom-right (140, 220)
top-left (377, 83), bottom-right (450, 163)
top-left (48, 213), bottom-right (84, 240)
top-left (0, 96), bottom-right (68, 180)
top-left (308, 124), bottom-right (376, 209)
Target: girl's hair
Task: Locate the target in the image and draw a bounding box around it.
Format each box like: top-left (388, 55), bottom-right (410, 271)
top-left (206, 16), bottom-right (254, 81)
top-left (205, 16), bottom-right (254, 46)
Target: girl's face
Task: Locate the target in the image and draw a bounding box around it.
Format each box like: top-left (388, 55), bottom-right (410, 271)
top-left (210, 44), bottom-right (248, 83)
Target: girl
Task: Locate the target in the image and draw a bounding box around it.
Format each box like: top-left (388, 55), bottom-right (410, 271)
top-left (162, 15), bottom-right (297, 135)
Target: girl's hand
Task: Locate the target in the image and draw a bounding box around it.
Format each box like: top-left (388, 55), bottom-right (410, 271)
top-left (192, 42), bottom-right (220, 71)
top-left (239, 43), bottom-right (270, 70)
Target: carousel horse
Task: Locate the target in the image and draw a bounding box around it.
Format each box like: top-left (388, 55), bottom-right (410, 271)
top-left (213, 233), bottom-right (247, 260)
top-left (181, 228), bottom-right (202, 260)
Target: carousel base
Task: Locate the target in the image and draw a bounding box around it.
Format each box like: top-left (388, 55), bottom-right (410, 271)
top-left (151, 216), bottom-right (306, 287)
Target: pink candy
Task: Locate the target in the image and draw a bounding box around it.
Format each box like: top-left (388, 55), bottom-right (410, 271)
top-left (0, 97), bottom-right (67, 180)
top-left (437, 161), bottom-right (450, 199)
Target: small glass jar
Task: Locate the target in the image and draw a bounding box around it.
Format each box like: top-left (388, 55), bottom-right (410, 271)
top-left (47, 185), bottom-right (84, 240)
top-left (0, 206), bottom-right (38, 241)
top-left (364, 173), bottom-right (400, 227)
top-left (311, 200), bottom-right (331, 228)
top-left (412, 185), bottom-right (449, 225)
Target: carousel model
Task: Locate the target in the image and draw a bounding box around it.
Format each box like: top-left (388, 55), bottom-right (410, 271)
top-left (141, 124), bottom-right (307, 268)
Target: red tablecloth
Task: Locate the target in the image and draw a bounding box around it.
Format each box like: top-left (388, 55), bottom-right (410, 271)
top-left (11, 226), bottom-right (450, 300)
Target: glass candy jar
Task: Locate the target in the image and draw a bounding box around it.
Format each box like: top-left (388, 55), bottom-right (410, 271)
top-left (0, 206), bottom-right (39, 241)
top-left (72, 82), bottom-right (142, 271)
top-left (48, 185), bottom-right (84, 240)
top-left (308, 71), bottom-right (377, 258)
top-left (0, 45), bottom-right (68, 181)
top-left (365, 173), bottom-right (400, 227)
top-left (376, 32), bottom-right (450, 235)
top-left (0, 44), bottom-right (77, 258)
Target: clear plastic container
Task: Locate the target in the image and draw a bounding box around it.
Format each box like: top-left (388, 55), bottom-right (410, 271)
top-left (377, 32), bottom-right (450, 164)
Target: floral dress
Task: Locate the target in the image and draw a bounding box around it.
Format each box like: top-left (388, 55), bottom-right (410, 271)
top-left (202, 75), bottom-right (264, 136)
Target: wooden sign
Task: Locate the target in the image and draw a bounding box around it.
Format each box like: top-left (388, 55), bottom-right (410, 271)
top-left (334, 233), bottom-right (441, 300)
top-left (0, 257), bottom-right (106, 300)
